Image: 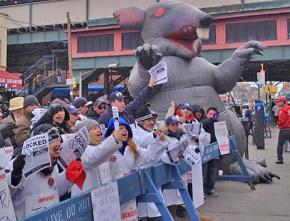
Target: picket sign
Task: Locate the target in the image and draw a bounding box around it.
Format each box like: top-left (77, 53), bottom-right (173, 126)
top-left (202, 136), bottom-right (255, 190)
top-left (20, 160), bottom-right (200, 221)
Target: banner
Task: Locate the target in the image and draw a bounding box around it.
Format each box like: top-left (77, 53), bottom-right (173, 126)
top-left (22, 133), bottom-right (50, 177)
top-left (59, 127), bottom-right (89, 167)
top-left (0, 169), bottom-right (17, 221)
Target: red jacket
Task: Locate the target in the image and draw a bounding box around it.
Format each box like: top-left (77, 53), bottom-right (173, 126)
top-left (277, 104), bottom-right (290, 129)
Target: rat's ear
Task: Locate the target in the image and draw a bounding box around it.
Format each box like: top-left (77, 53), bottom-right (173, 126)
top-left (114, 7), bottom-right (145, 30)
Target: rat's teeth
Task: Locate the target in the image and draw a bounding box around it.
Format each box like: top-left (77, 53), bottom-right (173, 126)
top-left (197, 27), bottom-right (210, 39)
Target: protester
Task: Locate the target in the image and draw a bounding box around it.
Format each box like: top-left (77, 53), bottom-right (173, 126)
top-left (202, 107), bottom-right (219, 197)
top-left (87, 96), bottom-right (109, 121)
top-left (73, 97), bottom-right (92, 121)
top-left (98, 75), bottom-right (156, 127)
top-left (32, 103), bottom-right (71, 135)
top-left (7, 124), bottom-right (84, 220)
top-left (275, 96), bottom-right (290, 164)
top-left (245, 103), bottom-right (255, 122)
top-left (67, 104), bottom-right (80, 132)
top-left (272, 101), bottom-right (280, 124)
top-left (14, 95), bottom-right (41, 148)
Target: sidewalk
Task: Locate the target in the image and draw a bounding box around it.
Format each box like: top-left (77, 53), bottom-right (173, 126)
top-left (179, 127), bottom-right (290, 221)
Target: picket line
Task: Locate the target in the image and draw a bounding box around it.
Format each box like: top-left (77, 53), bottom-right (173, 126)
top-left (19, 136), bottom-right (253, 221)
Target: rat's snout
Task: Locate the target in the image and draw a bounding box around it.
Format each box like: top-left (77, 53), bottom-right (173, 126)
top-left (199, 14), bottom-right (214, 27)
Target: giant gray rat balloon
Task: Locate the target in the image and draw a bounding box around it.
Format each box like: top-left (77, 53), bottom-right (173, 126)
top-left (113, 1), bottom-right (278, 182)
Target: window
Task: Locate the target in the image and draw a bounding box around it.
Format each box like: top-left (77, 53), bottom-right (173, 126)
top-left (287, 20), bottom-right (290, 39)
top-left (77, 34), bottom-right (114, 53)
top-left (226, 20), bottom-right (277, 43)
top-left (122, 32), bottom-right (143, 50)
top-left (202, 25), bottom-right (216, 45)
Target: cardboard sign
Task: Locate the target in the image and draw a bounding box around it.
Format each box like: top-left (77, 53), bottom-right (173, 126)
top-left (22, 133), bottom-right (51, 177)
top-left (0, 169), bottom-right (17, 221)
top-left (148, 61), bottom-right (168, 85)
top-left (0, 146), bottom-right (14, 169)
top-left (214, 121), bottom-right (230, 155)
top-left (59, 127), bottom-right (89, 167)
top-left (25, 191), bottom-right (59, 216)
top-left (91, 182), bottom-right (122, 221)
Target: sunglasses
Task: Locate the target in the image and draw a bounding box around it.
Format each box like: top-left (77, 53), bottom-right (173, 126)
top-left (97, 105), bottom-right (107, 110)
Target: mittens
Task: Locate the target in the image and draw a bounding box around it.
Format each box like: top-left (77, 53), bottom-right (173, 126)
top-left (11, 154), bottom-right (26, 186)
top-left (65, 160), bottom-right (86, 190)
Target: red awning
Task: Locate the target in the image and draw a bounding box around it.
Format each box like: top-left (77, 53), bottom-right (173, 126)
top-left (0, 70), bottom-right (23, 89)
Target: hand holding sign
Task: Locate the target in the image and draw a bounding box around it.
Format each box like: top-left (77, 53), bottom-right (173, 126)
top-left (112, 106), bottom-right (119, 130)
top-left (148, 61), bottom-right (168, 85)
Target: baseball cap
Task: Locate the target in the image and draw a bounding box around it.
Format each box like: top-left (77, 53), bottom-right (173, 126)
top-left (73, 97), bottom-right (93, 109)
top-left (67, 104), bottom-right (78, 115)
top-left (109, 91), bottom-right (124, 102)
top-left (95, 96), bottom-right (109, 106)
top-left (165, 116), bottom-right (179, 125)
top-left (277, 96), bottom-right (287, 103)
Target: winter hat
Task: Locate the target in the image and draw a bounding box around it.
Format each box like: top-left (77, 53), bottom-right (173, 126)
top-left (8, 97), bottom-right (24, 111)
top-left (135, 106), bottom-right (153, 122)
top-left (67, 104), bottom-right (78, 115)
top-left (105, 117), bottom-right (133, 139)
top-left (73, 97), bottom-right (92, 109)
top-left (48, 103), bottom-right (70, 122)
top-left (24, 95), bottom-right (40, 109)
top-left (95, 96), bottom-right (109, 106)
top-left (32, 123), bottom-right (62, 144)
top-left (76, 119), bottom-right (100, 132)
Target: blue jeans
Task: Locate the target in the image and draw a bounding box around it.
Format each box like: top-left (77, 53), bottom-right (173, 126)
top-left (202, 159), bottom-right (218, 192)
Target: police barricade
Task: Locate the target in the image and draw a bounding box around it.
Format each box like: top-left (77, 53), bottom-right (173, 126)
top-left (203, 136), bottom-right (255, 190)
top-left (21, 136), bottom-right (253, 221)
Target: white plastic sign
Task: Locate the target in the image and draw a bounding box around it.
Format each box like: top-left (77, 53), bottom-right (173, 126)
top-left (183, 146), bottom-right (201, 165)
top-left (0, 170), bottom-right (17, 221)
top-left (112, 106), bottom-right (119, 130)
top-left (91, 182), bottom-right (122, 221)
top-left (214, 121), bottom-right (230, 155)
top-left (148, 61), bottom-right (168, 85)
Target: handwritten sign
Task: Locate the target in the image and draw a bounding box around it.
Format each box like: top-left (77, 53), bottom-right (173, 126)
top-left (59, 127), bottom-right (89, 167)
top-left (0, 169), bottom-right (17, 221)
top-left (22, 133), bottom-right (50, 177)
top-left (91, 182), bottom-right (121, 221)
top-left (148, 61), bottom-right (168, 85)
top-left (0, 146), bottom-right (14, 169)
top-left (214, 121), bottom-right (230, 155)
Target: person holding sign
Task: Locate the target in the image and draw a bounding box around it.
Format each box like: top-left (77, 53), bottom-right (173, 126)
top-left (201, 107), bottom-right (220, 197)
top-left (71, 119), bottom-right (125, 196)
top-left (7, 124), bottom-right (85, 220)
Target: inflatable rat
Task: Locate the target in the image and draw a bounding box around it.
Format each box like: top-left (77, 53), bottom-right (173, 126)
top-left (114, 0), bottom-right (278, 182)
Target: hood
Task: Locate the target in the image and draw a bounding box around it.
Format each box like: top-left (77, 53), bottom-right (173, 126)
top-left (105, 117), bottom-right (133, 139)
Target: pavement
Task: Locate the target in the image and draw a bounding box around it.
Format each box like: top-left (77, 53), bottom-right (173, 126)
top-left (176, 126), bottom-right (290, 221)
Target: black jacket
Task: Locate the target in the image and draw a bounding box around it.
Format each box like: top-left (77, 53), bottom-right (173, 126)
top-left (98, 85), bottom-right (154, 127)
top-left (87, 110), bottom-right (101, 122)
top-left (202, 118), bottom-right (217, 143)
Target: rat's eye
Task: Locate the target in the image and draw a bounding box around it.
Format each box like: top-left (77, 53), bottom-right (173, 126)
top-left (152, 7), bottom-right (167, 17)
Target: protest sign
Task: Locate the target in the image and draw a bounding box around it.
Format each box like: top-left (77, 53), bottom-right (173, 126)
top-left (0, 169), bottom-right (17, 221)
top-left (91, 182), bottom-right (122, 221)
top-left (25, 191), bottom-right (59, 217)
top-left (183, 146), bottom-right (200, 165)
top-left (22, 133), bottom-right (50, 177)
top-left (59, 127), bottom-right (89, 167)
top-left (0, 146), bottom-right (14, 169)
top-left (112, 106), bottom-right (119, 130)
top-left (148, 61), bottom-right (168, 85)
top-left (184, 122), bottom-right (202, 137)
top-left (214, 121), bottom-right (230, 155)
top-left (191, 159), bottom-right (204, 208)
top-left (98, 162), bottom-right (112, 185)
top-left (31, 108), bottom-right (47, 125)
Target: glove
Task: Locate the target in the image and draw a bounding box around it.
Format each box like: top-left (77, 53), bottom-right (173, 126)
top-left (65, 160), bottom-right (86, 190)
top-left (11, 154), bottom-right (26, 186)
top-left (135, 43), bottom-right (162, 70)
top-left (195, 148), bottom-right (200, 154)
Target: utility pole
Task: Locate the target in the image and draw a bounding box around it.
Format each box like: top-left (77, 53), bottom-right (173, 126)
top-left (67, 12), bottom-right (74, 101)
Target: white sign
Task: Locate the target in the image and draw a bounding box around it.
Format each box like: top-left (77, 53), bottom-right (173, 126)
top-left (98, 162), bottom-right (112, 185)
top-left (184, 122), bottom-right (202, 137)
top-left (0, 170), bottom-right (17, 221)
top-left (183, 146), bottom-right (201, 165)
top-left (191, 159), bottom-right (204, 208)
top-left (91, 182), bottom-right (122, 221)
top-left (148, 61), bottom-right (168, 85)
top-left (66, 78), bottom-right (74, 85)
top-left (0, 146), bottom-right (14, 169)
top-left (257, 71), bottom-right (265, 87)
top-left (112, 106), bottom-right (119, 130)
top-left (214, 121), bottom-right (230, 155)
top-left (25, 191), bottom-right (59, 216)
top-left (59, 127), bottom-right (89, 167)
top-left (31, 108), bottom-right (48, 125)
top-left (22, 134), bottom-right (51, 177)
